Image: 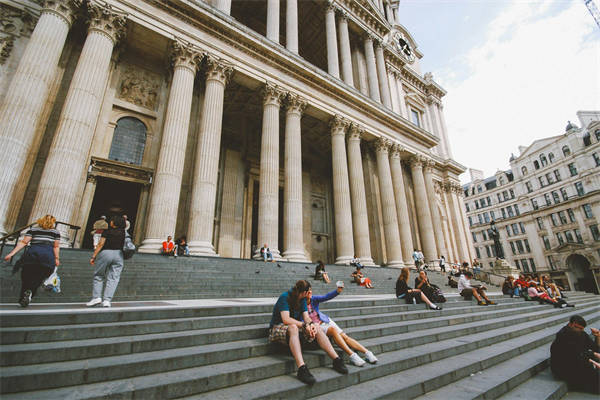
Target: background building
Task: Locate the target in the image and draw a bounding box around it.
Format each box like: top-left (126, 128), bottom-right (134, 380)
top-left (0, 0), bottom-right (474, 266)
top-left (463, 111), bottom-right (600, 292)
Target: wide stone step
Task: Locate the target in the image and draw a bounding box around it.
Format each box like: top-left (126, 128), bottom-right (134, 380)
top-left (497, 367), bottom-right (567, 400)
top-left (4, 301), bottom-right (598, 399)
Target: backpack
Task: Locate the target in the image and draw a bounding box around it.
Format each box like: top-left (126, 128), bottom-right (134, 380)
top-left (123, 235), bottom-right (136, 260)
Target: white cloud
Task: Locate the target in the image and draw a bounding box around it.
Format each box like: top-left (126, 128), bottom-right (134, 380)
top-left (437, 0), bottom-right (600, 182)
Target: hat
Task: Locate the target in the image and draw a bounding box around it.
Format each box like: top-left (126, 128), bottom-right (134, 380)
top-left (100, 215), bottom-right (106, 220)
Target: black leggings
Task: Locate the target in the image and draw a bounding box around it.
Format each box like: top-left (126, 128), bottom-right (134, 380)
top-left (20, 263), bottom-right (53, 299)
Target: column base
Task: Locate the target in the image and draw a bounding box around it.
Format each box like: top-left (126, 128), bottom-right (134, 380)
top-left (334, 255), bottom-right (353, 265)
top-left (138, 238), bottom-right (164, 254)
top-left (385, 260), bottom-right (404, 268)
top-left (253, 248), bottom-right (283, 261)
top-left (188, 240), bottom-right (219, 257)
top-left (359, 256), bottom-right (376, 266)
top-left (282, 249), bottom-right (310, 263)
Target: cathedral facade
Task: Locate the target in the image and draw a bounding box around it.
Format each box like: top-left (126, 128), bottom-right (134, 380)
top-left (0, 0), bottom-right (474, 266)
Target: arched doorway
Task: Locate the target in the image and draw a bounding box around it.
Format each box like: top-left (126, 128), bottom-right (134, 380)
top-left (566, 254), bottom-right (599, 294)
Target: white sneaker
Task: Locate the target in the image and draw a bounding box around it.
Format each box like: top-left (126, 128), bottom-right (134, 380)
top-left (102, 300), bottom-right (111, 308)
top-left (349, 352), bottom-right (366, 367)
top-left (364, 351), bottom-right (378, 364)
top-left (86, 298), bottom-right (102, 307)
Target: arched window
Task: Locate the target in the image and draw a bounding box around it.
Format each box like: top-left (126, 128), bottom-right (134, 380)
top-left (583, 132), bottom-right (591, 147)
top-left (533, 160), bottom-right (540, 170)
top-left (109, 117), bottom-right (147, 165)
top-left (595, 129), bottom-right (600, 142)
top-left (521, 166), bottom-right (528, 175)
top-left (548, 152), bottom-right (555, 163)
top-left (540, 154), bottom-right (548, 167)
top-left (562, 145), bottom-right (570, 157)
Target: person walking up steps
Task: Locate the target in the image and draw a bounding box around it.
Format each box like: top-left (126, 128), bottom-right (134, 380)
top-left (86, 215), bottom-right (126, 308)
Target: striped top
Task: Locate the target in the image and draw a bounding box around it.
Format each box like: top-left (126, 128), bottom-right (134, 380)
top-left (25, 227), bottom-right (61, 246)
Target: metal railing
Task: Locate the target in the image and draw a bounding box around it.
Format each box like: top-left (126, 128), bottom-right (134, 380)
top-left (0, 221), bottom-right (81, 255)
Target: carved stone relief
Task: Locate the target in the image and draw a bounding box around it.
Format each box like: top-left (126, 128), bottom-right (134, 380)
top-left (0, 4), bottom-right (37, 64)
top-left (117, 64), bottom-right (162, 110)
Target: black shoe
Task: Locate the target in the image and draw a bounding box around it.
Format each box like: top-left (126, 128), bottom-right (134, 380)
top-left (19, 290), bottom-right (32, 308)
top-left (297, 365), bottom-right (316, 385)
top-left (332, 357), bottom-right (348, 374)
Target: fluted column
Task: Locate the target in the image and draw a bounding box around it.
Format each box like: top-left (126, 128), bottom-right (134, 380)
top-left (187, 57), bottom-right (233, 256)
top-left (375, 41), bottom-right (392, 108)
top-left (255, 84), bottom-right (285, 260)
top-left (363, 35), bottom-right (380, 102)
top-left (30, 2), bottom-right (126, 238)
top-left (337, 12), bottom-right (353, 86)
top-left (286, 0), bottom-right (298, 53)
top-left (457, 186), bottom-right (476, 262)
top-left (388, 68), bottom-right (400, 113)
top-left (266, 0), bottom-right (280, 43)
top-left (325, 3), bottom-right (339, 78)
top-left (347, 125), bottom-right (374, 266)
top-left (423, 161), bottom-right (447, 258)
top-left (0, 0), bottom-right (79, 234)
top-left (139, 41), bottom-right (200, 252)
top-left (448, 183), bottom-right (470, 263)
top-left (282, 94), bottom-right (308, 261)
top-left (330, 116), bottom-right (354, 264)
top-left (409, 156), bottom-right (437, 262)
top-left (389, 145), bottom-right (414, 265)
top-left (395, 73), bottom-right (407, 118)
top-left (214, 0), bottom-right (232, 14)
top-left (375, 138), bottom-right (403, 267)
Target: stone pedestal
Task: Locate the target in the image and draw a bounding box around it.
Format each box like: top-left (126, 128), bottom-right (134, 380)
top-left (488, 258), bottom-right (520, 287)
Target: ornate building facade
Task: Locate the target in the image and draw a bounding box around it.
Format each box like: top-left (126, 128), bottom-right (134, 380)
top-left (463, 111), bottom-right (600, 292)
top-left (0, 0), bottom-right (474, 266)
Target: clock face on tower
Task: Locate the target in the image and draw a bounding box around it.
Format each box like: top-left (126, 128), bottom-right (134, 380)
top-left (393, 33), bottom-right (415, 62)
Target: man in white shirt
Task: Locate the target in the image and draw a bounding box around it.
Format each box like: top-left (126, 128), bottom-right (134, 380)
top-left (458, 271), bottom-right (495, 306)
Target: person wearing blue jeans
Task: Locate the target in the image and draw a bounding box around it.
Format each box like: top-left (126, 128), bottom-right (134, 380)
top-left (260, 244), bottom-right (273, 262)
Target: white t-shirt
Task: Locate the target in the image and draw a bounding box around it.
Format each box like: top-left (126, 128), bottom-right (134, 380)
top-left (458, 275), bottom-right (472, 292)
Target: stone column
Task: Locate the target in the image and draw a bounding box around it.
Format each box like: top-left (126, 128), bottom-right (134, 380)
top-left (337, 12), bottom-right (353, 86)
top-left (282, 94), bottom-right (308, 261)
top-left (457, 186), bottom-right (476, 261)
top-left (0, 0), bottom-right (79, 235)
top-left (214, 0), bottom-right (232, 14)
top-left (388, 68), bottom-right (399, 113)
top-left (330, 115), bottom-right (354, 264)
top-left (409, 156), bottom-right (437, 262)
top-left (375, 41), bottom-right (392, 108)
top-left (423, 161), bottom-right (447, 258)
top-left (389, 145), bottom-right (414, 265)
top-left (395, 74), bottom-right (407, 118)
top-left (363, 35), bottom-right (380, 102)
top-left (286, 0), bottom-right (298, 53)
top-left (448, 182), bottom-right (469, 263)
top-left (352, 47), bottom-right (368, 95)
top-left (375, 138), bottom-right (403, 267)
top-left (139, 41), bottom-right (200, 252)
top-left (255, 83), bottom-right (285, 259)
top-left (74, 175), bottom-right (97, 248)
top-left (325, 3), bottom-right (339, 78)
top-left (30, 2), bottom-right (126, 237)
top-left (437, 102), bottom-right (453, 159)
top-left (187, 57), bottom-right (233, 256)
top-left (347, 124), bottom-right (374, 266)
top-left (266, 0), bottom-right (280, 43)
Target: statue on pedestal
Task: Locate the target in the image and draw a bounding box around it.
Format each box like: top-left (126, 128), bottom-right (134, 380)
top-left (488, 221), bottom-right (504, 259)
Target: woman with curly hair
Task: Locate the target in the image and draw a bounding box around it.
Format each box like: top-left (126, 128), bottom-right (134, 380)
top-left (4, 214), bottom-right (60, 307)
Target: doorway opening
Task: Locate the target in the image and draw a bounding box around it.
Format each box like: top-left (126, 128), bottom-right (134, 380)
top-left (82, 177), bottom-right (142, 249)
top-left (566, 253), bottom-right (599, 294)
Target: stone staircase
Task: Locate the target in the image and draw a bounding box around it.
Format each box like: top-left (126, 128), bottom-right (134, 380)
top-left (1, 251), bottom-right (599, 399)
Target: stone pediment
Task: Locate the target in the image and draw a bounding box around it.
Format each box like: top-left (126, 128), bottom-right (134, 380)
top-left (515, 135), bottom-right (562, 160)
top-left (554, 242), bottom-right (586, 252)
top-left (338, 0), bottom-right (390, 37)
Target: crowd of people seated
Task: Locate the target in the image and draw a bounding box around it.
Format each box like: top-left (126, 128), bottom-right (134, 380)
top-left (504, 273), bottom-right (574, 308)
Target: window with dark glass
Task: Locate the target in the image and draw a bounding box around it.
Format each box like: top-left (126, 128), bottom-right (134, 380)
top-left (540, 154), bottom-right (548, 167)
top-left (477, 185), bottom-right (482, 193)
top-left (554, 169), bottom-right (561, 181)
top-left (548, 153), bottom-right (554, 163)
top-left (514, 204), bottom-right (520, 216)
top-left (560, 187), bottom-right (568, 201)
top-left (521, 258), bottom-right (529, 272)
top-left (521, 166), bottom-right (528, 175)
top-left (509, 189), bottom-right (515, 199)
top-left (546, 173), bottom-right (554, 184)
top-left (497, 193), bottom-right (502, 203)
top-left (472, 232), bottom-right (477, 242)
top-left (524, 238), bottom-right (530, 252)
top-left (583, 204), bottom-right (594, 218)
top-left (568, 163), bottom-right (577, 176)
top-left (484, 212), bottom-right (490, 223)
top-left (591, 225), bottom-right (600, 241)
top-left (503, 191), bottom-right (509, 201)
top-left (490, 210), bottom-right (495, 220)
top-left (596, 129), bottom-right (600, 142)
top-left (512, 223), bottom-right (519, 235)
top-left (567, 208), bottom-right (576, 223)
top-left (475, 200), bottom-right (479, 209)
top-left (482, 230), bottom-right (488, 241)
top-left (556, 232), bottom-right (564, 245)
top-left (469, 216), bottom-right (473, 226)
top-left (529, 258), bottom-right (536, 272)
top-left (519, 222), bottom-right (526, 234)
top-left (551, 213), bottom-right (559, 226)
top-left (532, 199), bottom-right (538, 210)
top-left (510, 241), bottom-right (516, 255)
top-left (514, 259), bottom-right (520, 270)
top-left (534, 160), bottom-right (540, 170)
top-left (526, 181), bottom-right (533, 193)
top-left (583, 132), bottom-right (591, 146)
top-left (548, 255), bottom-right (556, 270)
top-left (501, 208), bottom-right (507, 218)
top-left (593, 153), bottom-right (600, 167)
top-left (486, 196), bottom-right (491, 206)
top-left (575, 229), bottom-right (583, 243)
top-left (475, 247), bottom-right (481, 258)
top-left (562, 145), bottom-right (570, 157)
top-left (108, 117), bottom-right (147, 165)
top-left (507, 206), bottom-right (514, 217)
top-left (552, 191), bottom-right (560, 204)
top-left (565, 231), bottom-right (574, 243)
top-left (410, 109), bottom-right (420, 127)
top-left (485, 246), bottom-right (491, 257)
top-left (465, 203), bottom-right (470, 212)
top-left (478, 214), bottom-right (483, 224)
top-left (538, 176), bottom-right (545, 187)
top-left (544, 193), bottom-right (551, 206)
top-left (543, 235), bottom-right (551, 250)
top-left (516, 240), bottom-right (524, 253)
top-left (506, 226), bottom-right (511, 237)
top-left (536, 217), bottom-right (544, 230)
top-left (558, 211), bottom-right (568, 224)
top-left (575, 181), bottom-right (585, 196)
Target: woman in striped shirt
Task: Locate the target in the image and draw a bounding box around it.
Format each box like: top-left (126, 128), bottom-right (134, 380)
top-left (4, 214), bottom-right (60, 307)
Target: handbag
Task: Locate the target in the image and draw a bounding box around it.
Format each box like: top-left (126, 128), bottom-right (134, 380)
top-left (42, 267), bottom-right (61, 293)
top-left (123, 235), bottom-right (136, 260)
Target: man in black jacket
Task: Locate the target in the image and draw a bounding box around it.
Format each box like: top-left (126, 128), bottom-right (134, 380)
top-left (551, 315), bottom-right (600, 394)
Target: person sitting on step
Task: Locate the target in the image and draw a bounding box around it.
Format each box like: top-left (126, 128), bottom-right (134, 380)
top-left (162, 235), bottom-right (176, 257)
top-left (551, 315), bottom-right (600, 394)
top-left (351, 265), bottom-right (373, 288)
top-left (314, 260), bottom-right (331, 283)
top-left (502, 276), bottom-right (519, 298)
top-left (268, 280), bottom-right (348, 385)
top-left (458, 271), bottom-right (496, 306)
top-left (528, 284), bottom-right (573, 308)
top-left (350, 255), bottom-right (363, 269)
top-left (305, 281), bottom-right (378, 367)
top-left (396, 267), bottom-right (441, 310)
top-left (542, 275), bottom-right (566, 299)
top-left (175, 236), bottom-right (190, 256)
top-left (260, 243), bottom-right (273, 262)
top-left (415, 270), bottom-right (446, 303)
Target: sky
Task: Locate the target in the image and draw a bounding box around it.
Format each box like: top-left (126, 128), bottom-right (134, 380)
top-left (398, 0), bottom-right (600, 182)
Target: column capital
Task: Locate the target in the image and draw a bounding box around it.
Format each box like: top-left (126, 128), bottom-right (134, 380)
top-left (363, 33), bottom-right (374, 43)
top-left (373, 38), bottom-right (384, 49)
top-left (423, 158), bottom-right (436, 173)
top-left (374, 137), bottom-right (391, 154)
top-left (409, 155), bottom-right (428, 169)
top-left (87, 0), bottom-right (127, 45)
top-left (42, 0), bottom-right (82, 27)
top-left (325, 1), bottom-right (338, 13)
top-left (389, 143), bottom-right (404, 158)
top-left (204, 55), bottom-right (234, 84)
top-left (337, 10), bottom-right (349, 20)
top-left (348, 123), bottom-right (364, 142)
top-left (171, 39), bottom-right (202, 73)
top-left (262, 82), bottom-right (285, 106)
top-left (284, 93), bottom-right (307, 114)
top-left (329, 114), bottom-right (349, 136)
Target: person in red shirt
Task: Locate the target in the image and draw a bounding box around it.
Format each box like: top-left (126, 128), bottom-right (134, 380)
top-left (162, 236), bottom-right (176, 257)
